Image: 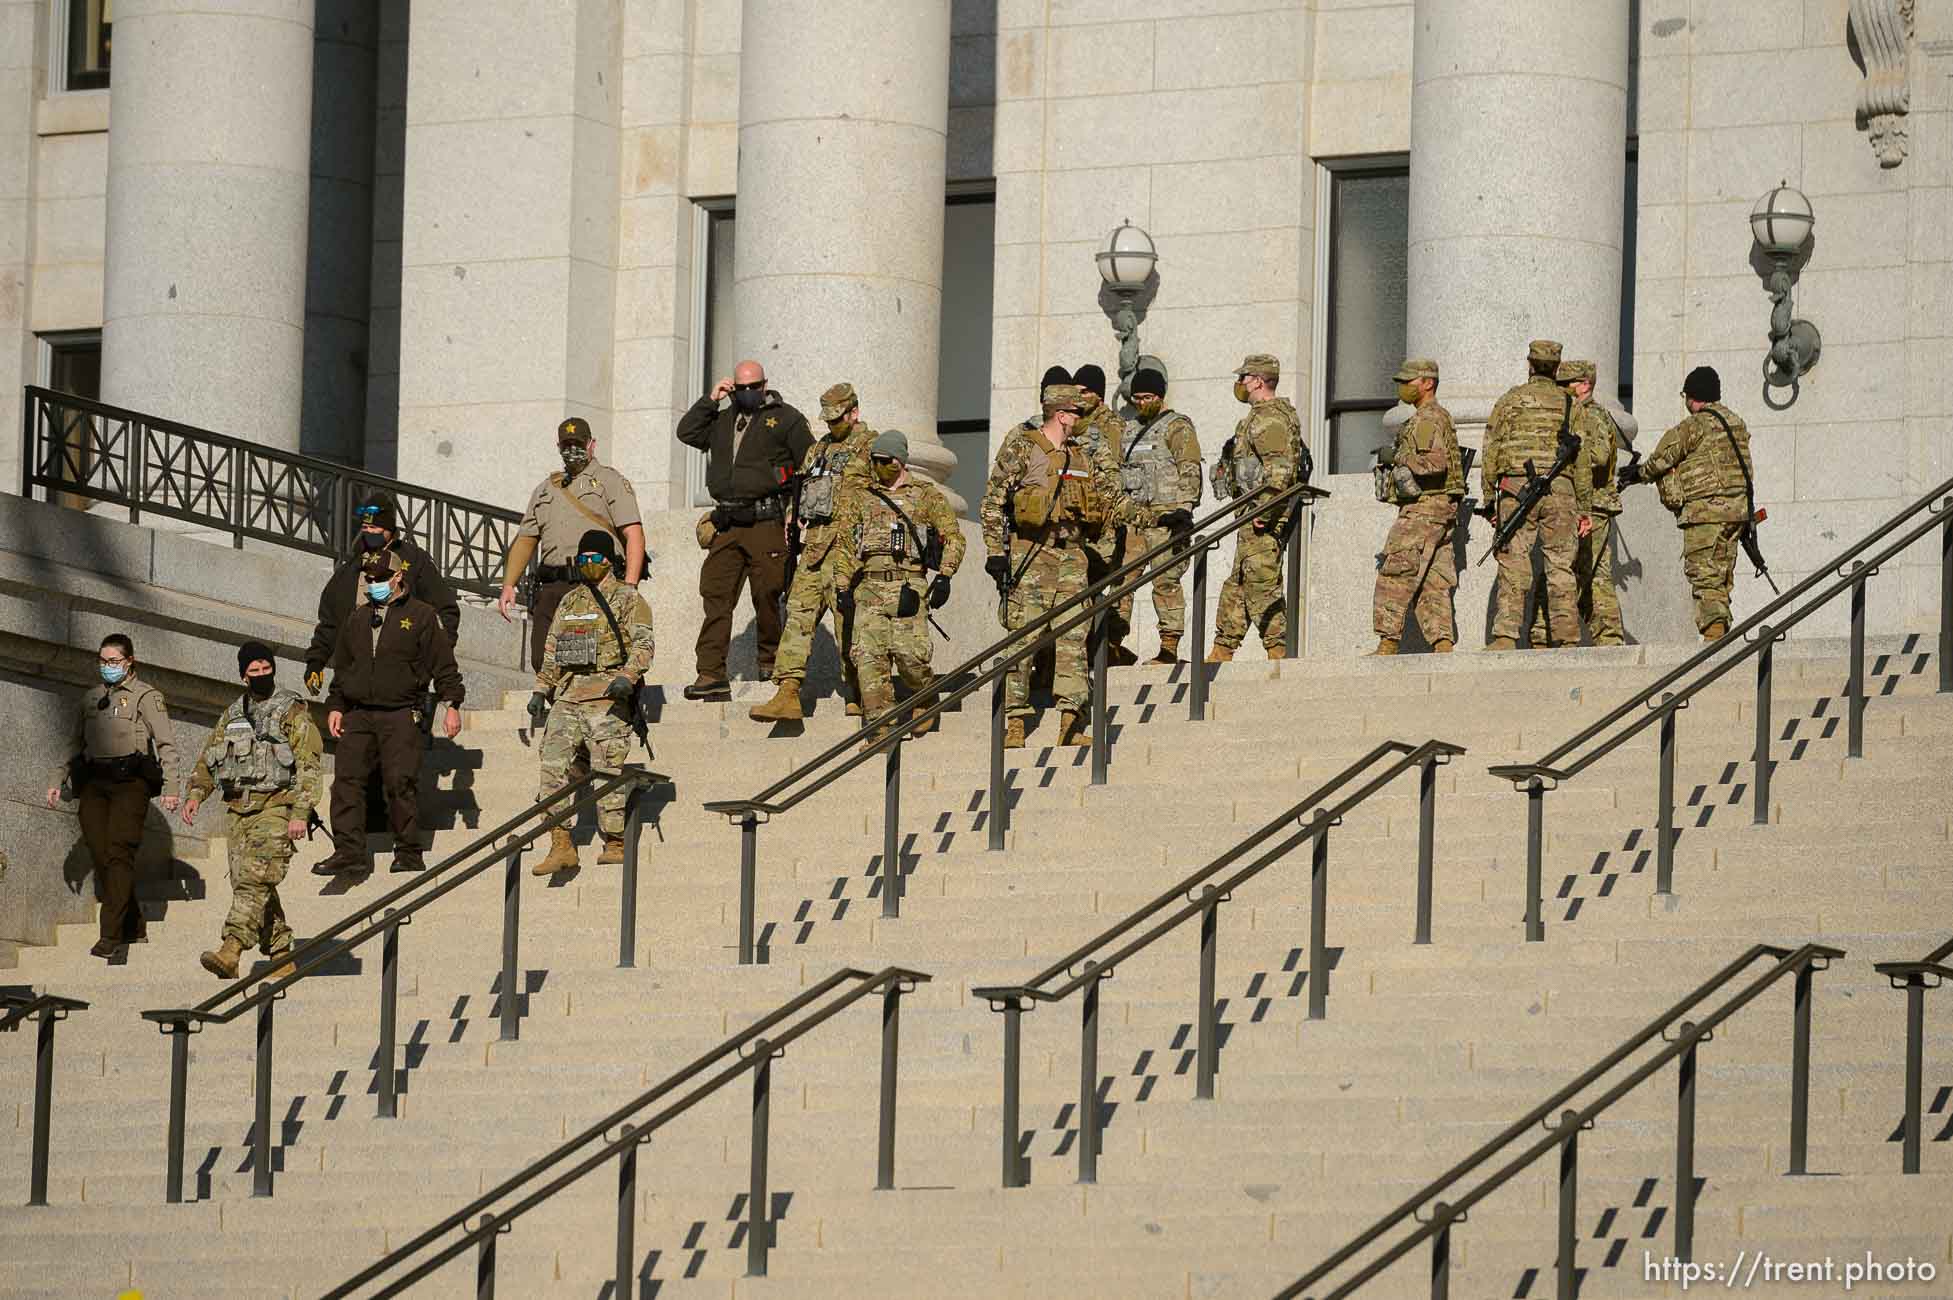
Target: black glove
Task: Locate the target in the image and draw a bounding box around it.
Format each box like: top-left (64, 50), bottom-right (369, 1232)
top-left (1156, 508), bottom-right (1195, 533)
top-left (928, 574), bottom-right (952, 610)
top-left (985, 555), bottom-right (1010, 595)
top-left (835, 588), bottom-right (856, 617)
top-left (603, 675), bottom-right (635, 702)
top-left (526, 691), bottom-right (548, 726)
top-left (1615, 461), bottom-right (1643, 490)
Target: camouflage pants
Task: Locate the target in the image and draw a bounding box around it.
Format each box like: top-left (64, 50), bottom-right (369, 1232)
top-left (1680, 520), bottom-right (1741, 633)
top-left (772, 542), bottom-right (857, 696)
top-left (222, 804), bottom-right (295, 953)
top-left (1004, 539), bottom-right (1089, 716)
top-left (1491, 481), bottom-right (1579, 644)
top-left (1373, 500), bottom-right (1457, 643)
top-left (1113, 525), bottom-right (1191, 643)
top-left (539, 699), bottom-right (635, 837)
top-left (1534, 512), bottom-right (1626, 644)
top-left (1215, 525), bottom-right (1286, 651)
top-left (849, 570), bottom-right (933, 713)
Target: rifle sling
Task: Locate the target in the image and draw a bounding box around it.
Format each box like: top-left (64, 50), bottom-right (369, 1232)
top-left (866, 486), bottom-right (932, 567)
top-left (1702, 407), bottom-right (1758, 528)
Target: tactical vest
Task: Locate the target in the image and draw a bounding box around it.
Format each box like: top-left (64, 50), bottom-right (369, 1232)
top-left (1010, 433), bottom-right (1101, 530)
top-left (855, 490), bottom-right (927, 568)
top-left (1119, 413), bottom-right (1184, 506)
top-left (1671, 405), bottom-right (1751, 508)
top-left (799, 438), bottom-right (860, 524)
top-left (1217, 429), bottom-right (1270, 498)
top-left (213, 691), bottom-right (302, 796)
top-left (552, 590), bottom-right (628, 674)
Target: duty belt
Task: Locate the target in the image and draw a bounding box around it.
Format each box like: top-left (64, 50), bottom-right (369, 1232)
top-left (82, 754), bottom-right (145, 782)
top-left (714, 495), bottom-right (788, 526)
top-left (860, 559), bottom-right (921, 576)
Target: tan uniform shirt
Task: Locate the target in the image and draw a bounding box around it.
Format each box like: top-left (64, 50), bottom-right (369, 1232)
top-left (52, 672), bottom-right (178, 794)
top-left (516, 461), bottom-right (644, 565)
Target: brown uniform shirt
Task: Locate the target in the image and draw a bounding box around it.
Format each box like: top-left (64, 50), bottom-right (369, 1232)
top-left (516, 461), bottom-right (644, 566)
top-left (325, 595), bottom-right (466, 711)
top-left (52, 672), bottom-right (178, 795)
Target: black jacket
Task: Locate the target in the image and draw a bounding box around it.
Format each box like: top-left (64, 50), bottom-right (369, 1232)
top-left (305, 538), bottom-right (461, 675)
top-left (675, 391), bottom-right (814, 504)
top-left (325, 596), bottom-right (465, 711)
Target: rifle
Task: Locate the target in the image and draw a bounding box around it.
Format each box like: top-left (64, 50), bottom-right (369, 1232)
top-left (777, 472), bottom-right (805, 625)
top-left (1477, 425), bottom-right (1583, 566)
top-left (1704, 408), bottom-right (1780, 596)
top-left (1452, 446), bottom-right (1479, 574)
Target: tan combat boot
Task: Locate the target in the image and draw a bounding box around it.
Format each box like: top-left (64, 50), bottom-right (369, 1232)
top-left (748, 680), bottom-right (803, 723)
top-left (1488, 636), bottom-right (1518, 652)
top-left (1431, 638), bottom-right (1455, 654)
top-left (845, 700), bottom-right (863, 717)
top-left (265, 946), bottom-right (297, 981)
top-left (596, 836), bottom-right (626, 866)
top-left (1369, 638), bottom-right (1399, 657)
top-left (908, 681), bottom-right (941, 738)
top-left (1003, 717), bottom-right (1027, 749)
top-left (1151, 635), bottom-right (1180, 665)
top-left (1205, 644), bottom-right (1234, 664)
top-left (1057, 710), bottom-right (1090, 747)
top-left (533, 826), bottom-right (579, 876)
top-left (199, 937), bottom-right (243, 980)
top-left (1265, 643), bottom-right (1288, 661)
top-left (1702, 621), bottom-right (1728, 642)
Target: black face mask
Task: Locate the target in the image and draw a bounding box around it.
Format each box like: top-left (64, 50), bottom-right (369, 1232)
top-left (247, 675), bottom-right (277, 700)
top-left (358, 531), bottom-right (387, 553)
top-left (733, 387), bottom-right (764, 413)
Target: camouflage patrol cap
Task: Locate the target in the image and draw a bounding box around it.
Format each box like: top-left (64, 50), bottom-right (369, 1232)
top-left (1556, 359), bottom-right (1596, 384)
top-left (1392, 358), bottom-right (1440, 383)
top-left (1235, 353), bottom-right (1281, 381)
top-left (1041, 383), bottom-right (1088, 416)
top-left (871, 429), bottom-right (910, 462)
top-left (1527, 340), bottom-right (1563, 366)
top-left (819, 382), bottom-right (858, 421)
top-left (557, 416), bottom-right (593, 444)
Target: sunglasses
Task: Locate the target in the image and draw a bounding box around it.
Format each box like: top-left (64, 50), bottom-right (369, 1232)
top-left (733, 380), bottom-right (765, 392)
top-left (574, 552), bottom-right (609, 567)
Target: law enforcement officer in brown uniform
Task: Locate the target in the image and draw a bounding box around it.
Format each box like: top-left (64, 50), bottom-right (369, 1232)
top-left (305, 493), bottom-right (461, 696)
top-left (498, 418), bottom-right (647, 671)
top-left (675, 359), bottom-right (815, 700)
top-left (317, 551), bottom-right (465, 876)
top-left (45, 633), bottom-right (179, 959)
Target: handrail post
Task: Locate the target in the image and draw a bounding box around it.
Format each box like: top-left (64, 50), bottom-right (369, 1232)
top-left (500, 841), bottom-right (523, 1041)
top-left (1555, 1110), bottom-right (1582, 1300)
top-left (998, 998), bottom-right (1028, 1188)
top-left (1190, 544), bottom-right (1211, 722)
top-left (252, 995), bottom-right (275, 1197)
top-left (1674, 1022), bottom-right (1699, 1262)
top-left (378, 909), bottom-right (401, 1118)
top-left (1078, 962), bottom-right (1103, 1184)
top-left (615, 1123), bottom-right (638, 1300)
top-left (987, 666), bottom-right (1009, 851)
top-left (882, 730), bottom-right (902, 919)
top-left (1940, 502), bottom-right (1953, 694)
top-left (876, 982), bottom-right (904, 1191)
top-left (619, 785), bottom-right (646, 968)
top-left (738, 813), bottom-right (759, 964)
top-left (164, 1022), bottom-right (190, 1203)
top-left (747, 1040), bottom-right (774, 1277)
top-left (475, 1213), bottom-right (498, 1300)
top-left (1196, 885), bottom-right (1220, 1100)
top-left (1899, 974), bottom-right (1926, 1174)
top-left (1753, 629), bottom-right (1774, 826)
top-left (1309, 810), bottom-right (1331, 1021)
top-left (1429, 1202), bottom-right (1455, 1300)
top-left (1284, 500), bottom-right (1303, 659)
top-left (130, 414), bottom-right (146, 524)
top-left (27, 1006), bottom-right (57, 1207)
top-left (1415, 754), bottom-right (1437, 945)
top-left (1847, 564), bottom-right (1867, 758)
top-left (1524, 779), bottom-right (1546, 943)
top-left (1090, 605), bottom-right (1110, 786)
top-left (1788, 957), bottom-right (1814, 1175)
top-left (1655, 702), bottom-right (1677, 896)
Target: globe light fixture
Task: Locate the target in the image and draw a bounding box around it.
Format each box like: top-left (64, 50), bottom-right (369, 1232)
top-left (1750, 181), bottom-right (1820, 408)
top-left (1095, 220), bottom-right (1159, 401)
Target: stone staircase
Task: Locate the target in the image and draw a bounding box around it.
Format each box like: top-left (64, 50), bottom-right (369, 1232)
top-left (2, 639), bottom-right (1950, 1299)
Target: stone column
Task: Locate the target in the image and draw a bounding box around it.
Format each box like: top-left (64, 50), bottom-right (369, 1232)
top-left (102, 0), bottom-right (318, 449)
top-left (1406, 0), bottom-right (1630, 435)
top-left (734, 0), bottom-right (960, 509)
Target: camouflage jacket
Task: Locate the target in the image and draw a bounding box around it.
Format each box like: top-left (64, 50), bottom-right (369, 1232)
top-left (980, 423), bottom-right (1160, 555)
top-left (833, 477), bottom-right (967, 587)
top-left (1575, 398), bottom-right (1626, 516)
top-left (1118, 409), bottom-right (1204, 510)
top-left (187, 691), bottom-right (323, 818)
top-left (1391, 401), bottom-right (1463, 500)
top-left (1485, 375), bottom-right (1592, 514)
top-left (794, 420), bottom-right (879, 562)
top-left (1214, 397), bottom-right (1300, 503)
top-left (538, 574), bottom-right (656, 704)
top-left (1644, 402), bottom-right (1753, 525)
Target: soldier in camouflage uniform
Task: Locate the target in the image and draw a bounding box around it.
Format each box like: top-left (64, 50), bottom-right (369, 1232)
top-left (1371, 359), bottom-right (1464, 655)
top-left (981, 383), bottom-right (1193, 748)
top-left (1111, 367), bottom-right (1204, 664)
top-left (1208, 353), bottom-right (1304, 662)
top-left (1532, 360), bottom-right (1629, 646)
top-left (1625, 365), bottom-right (1752, 641)
top-left (832, 430), bottom-right (966, 748)
top-left (183, 643), bottom-right (323, 980)
top-left (750, 382), bottom-right (879, 724)
top-left (530, 530), bottom-right (656, 875)
top-left (1484, 339), bottom-right (1592, 650)
top-left (1071, 366), bottom-right (1133, 662)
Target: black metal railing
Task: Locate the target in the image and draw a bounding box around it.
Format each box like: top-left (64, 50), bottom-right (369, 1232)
top-left (1280, 941), bottom-right (1844, 1300)
top-left (969, 737), bottom-right (1463, 1188)
top-left (1489, 474), bottom-right (1953, 940)
top-left (704, 480), bottom-right (1330, 963)
top-left (1, 988), bottom-right (88, 1206)
top-left (1874, 933), bottom-right (1952, 1175)
top-left (324, 964), bottom-right (929, 1299)
top-left (21, 386), bottom-right (525, 596)
top-left (137, 766), bottom-right (665, 1203)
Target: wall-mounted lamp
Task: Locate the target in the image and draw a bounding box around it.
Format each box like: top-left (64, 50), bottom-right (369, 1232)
top-left (1095, 220), bottom-right (1158, 402)
top-left (1749, 180), bottom-right (1820, 409)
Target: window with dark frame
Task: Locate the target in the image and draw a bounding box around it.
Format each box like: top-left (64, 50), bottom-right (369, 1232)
top-left (65, 0), bottom-right (110, 92)
top-left (1324, 160), bottom-right (1410, 476)
top-left (41, 329), bottom-right (102, 511)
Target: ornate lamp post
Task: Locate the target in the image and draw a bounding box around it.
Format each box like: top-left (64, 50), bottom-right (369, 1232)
top-left (1750, 180), bottom-right (1820, 409)
top-left (1095, 220), bottom-right (1158, 403)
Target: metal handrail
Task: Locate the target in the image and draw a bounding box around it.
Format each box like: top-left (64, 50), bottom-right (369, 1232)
top-left (969, 737), bottom-right (1465, 1187)
top-left (1281, 941), bottom-right (1845, 1300)
top-left (704, 479), bottom-right (1331, 962)
top-left (1873, 933), bottom-right (1953, 1175)
top-left (20, 385), bottom-right (525, 596)
top-left (138, 764), bottom-right (667, 1203)
top-left (325, 965), bottom-right (930, 1299)
top-left (1489, 474), bottom-right (1953, 939)
top-left (1, 989), bottom-right (88, 1206)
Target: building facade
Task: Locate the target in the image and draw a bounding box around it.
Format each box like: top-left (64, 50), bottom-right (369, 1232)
top-left (2, 0), bottom-right (1948, 667)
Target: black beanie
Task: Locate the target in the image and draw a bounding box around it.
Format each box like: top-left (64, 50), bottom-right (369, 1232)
top-left (1682, 365), bottom-right (1721, 404)
top-left (237, 641), bottom-right (276, 677)
top-left (1131, 368), bottom-right (1166, 399)
top-left (1039, 365), bottom-right (1072, 389)
top-left (1074, 364), bottom-right (1107, 398)
top-left (359, 493), bottom-right (398, 531)
top-left (576, 529), bottom-right (619, 562)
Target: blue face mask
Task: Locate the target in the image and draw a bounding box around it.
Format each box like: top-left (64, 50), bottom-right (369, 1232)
top-left (367, 582), bottom-right (394, 605)
top-left (99, 662), bottom-right (128, 685)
